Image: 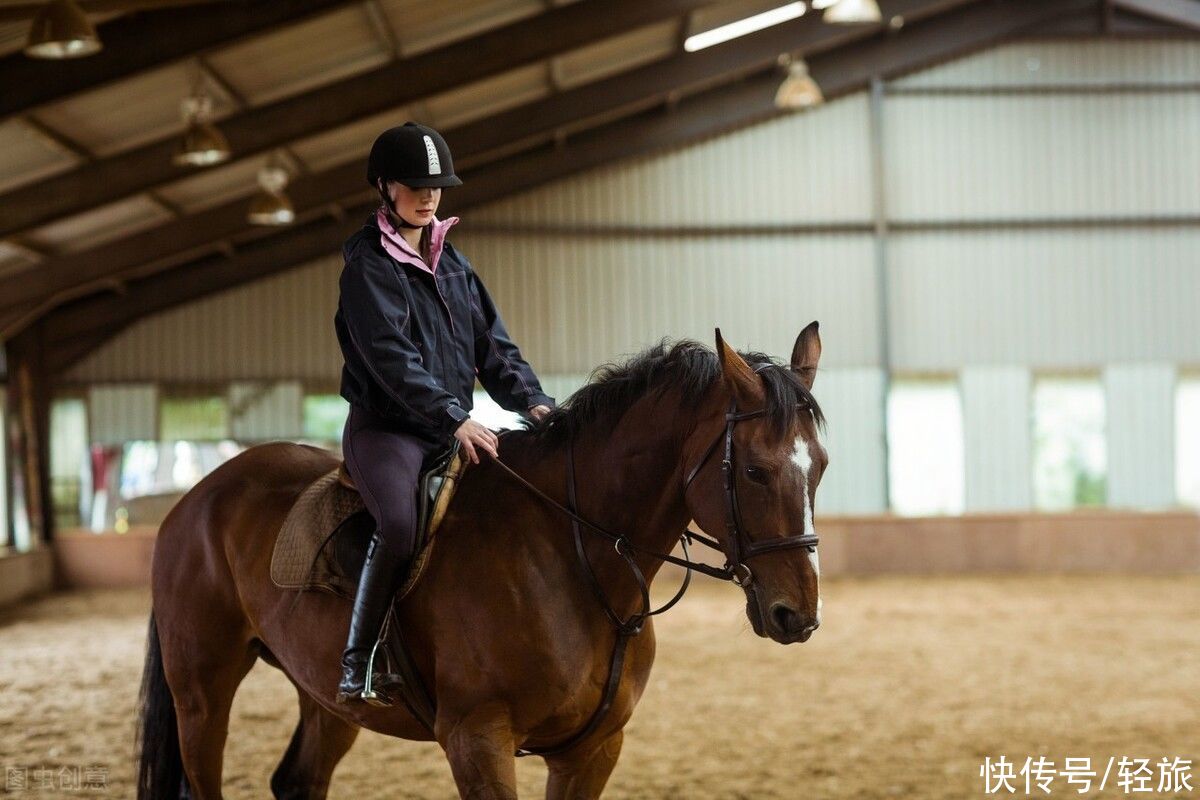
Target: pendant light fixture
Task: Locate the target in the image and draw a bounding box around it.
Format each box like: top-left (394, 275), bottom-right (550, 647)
top-left (24, 0), bottom-right (101, 59)
top-left (774, 55), bottom-right (824, 110)
top-left (174, 89), bottom-right (231, 167)
top-left (823, 0), bottom-right (882, 24)
top-left (248, 159), bottom-right (295, 226)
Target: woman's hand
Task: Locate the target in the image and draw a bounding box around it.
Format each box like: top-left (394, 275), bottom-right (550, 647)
top-left (528, 404), bottom-right (551, 422)
top-left (453, 418), bottom-right (499, 464)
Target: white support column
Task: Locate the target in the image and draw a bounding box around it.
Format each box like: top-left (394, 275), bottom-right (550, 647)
top-left (1105, 363), bottom-right (1176, 509)
top-left (961, 366), bottom-right (1032, 511)
top-left (0, 383), bottom-right (7, 547)
top-left (812, 368), bottom-right (888, 514)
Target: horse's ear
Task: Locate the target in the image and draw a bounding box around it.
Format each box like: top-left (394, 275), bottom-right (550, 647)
top-left (791, 321), bottom-right (821, 391)
top-left (715, 328), bottom-right (761, 405)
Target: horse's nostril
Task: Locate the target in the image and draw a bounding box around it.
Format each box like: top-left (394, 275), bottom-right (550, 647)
top-left (770, 603), bottom-right (799, 634)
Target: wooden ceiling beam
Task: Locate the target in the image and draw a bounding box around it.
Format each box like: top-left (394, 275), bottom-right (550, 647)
top-left (1111, 0), bottom-right (1200, 33)
top-left (0, 0), bottom-right (355, 118)
top-left (0, 0), bottom-right (965, 315)
top-left (0, 0), bottom-right (712, 240)
top-left (806, 0), bottom-right (1098, 88)
top-left (42, 0), bottom-right (1098, 368)
top-left (0, 0), bottom-right (235, 21)
top-left (1032, 6), bottom-right (1196, 36)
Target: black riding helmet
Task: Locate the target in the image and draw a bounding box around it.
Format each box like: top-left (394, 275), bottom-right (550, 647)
top-left (367, 122), bottom-right (461, 228)
top-left (367, 122), bottom-right (462, 190)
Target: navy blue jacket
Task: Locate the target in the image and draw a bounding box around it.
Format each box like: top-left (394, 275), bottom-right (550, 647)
top-left (335, 214), bottom-right (555, 443)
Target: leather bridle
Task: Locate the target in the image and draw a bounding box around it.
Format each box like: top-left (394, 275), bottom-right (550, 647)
top-left (681, 377), bottom-right (821, 588)
top-left (490, 362), bottom-right (820, 757)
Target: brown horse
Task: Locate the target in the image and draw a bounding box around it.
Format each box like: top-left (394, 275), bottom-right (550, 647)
top-left (136, 324), bottom-right (827, 799)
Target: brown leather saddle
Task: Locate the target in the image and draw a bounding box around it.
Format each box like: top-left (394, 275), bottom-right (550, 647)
top-left (271, 440), bottom-right (466, 601)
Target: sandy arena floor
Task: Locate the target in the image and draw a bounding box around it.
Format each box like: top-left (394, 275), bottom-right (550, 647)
top-left (1, 576), bottom-right (1197, 799)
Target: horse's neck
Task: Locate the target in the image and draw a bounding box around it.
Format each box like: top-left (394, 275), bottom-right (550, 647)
top-left (561, 394), bottom-right (706, 609)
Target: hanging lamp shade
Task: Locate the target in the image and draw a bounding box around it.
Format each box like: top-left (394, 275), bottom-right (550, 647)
top-left (174, 120), bottom-right (231, 166)
top-left (24, 0), bottom-right (101, 59)
top-left (248, 165), bottom-right (296, 226)
top-left (174, 95), bottom-right (231, 167)
top-left (775, 59), bottom-right (824, 110)
top-left (823, 0), bottom-right (882, 24)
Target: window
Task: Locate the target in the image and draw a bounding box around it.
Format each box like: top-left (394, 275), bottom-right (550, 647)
top-left (160, 393), bottom-right (228, 441)
top-left (303, 394), bottom-right (350, 442)
top-left (887, 378), bottom-right (965, 516)
top-left (120, 440), bottom-right (243, 500)
top-left (50, 397), bottom-right (89, 529)
top-left (89, 389), bottom-right (239, 530)
top-left (1032, 377), bottom-right (1106, 510)
top-left (1178, 375), bottom-right (1200, 509)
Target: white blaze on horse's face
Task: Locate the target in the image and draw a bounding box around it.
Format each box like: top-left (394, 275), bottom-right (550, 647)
top-left (789, 429), bottom-right (821, 583)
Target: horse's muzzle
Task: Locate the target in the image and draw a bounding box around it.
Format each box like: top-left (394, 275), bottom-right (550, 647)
top-left (766, 601), bottom-right (820, 644)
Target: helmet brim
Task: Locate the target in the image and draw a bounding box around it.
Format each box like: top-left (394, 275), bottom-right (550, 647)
top-left (398, 175), bottom-right (463, 188)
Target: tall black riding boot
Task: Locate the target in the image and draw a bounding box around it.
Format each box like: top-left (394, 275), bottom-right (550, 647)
top-left (336, 530), bottom-right (407, 705)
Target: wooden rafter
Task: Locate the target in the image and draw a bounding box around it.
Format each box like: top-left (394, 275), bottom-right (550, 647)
top-left (1033, 6), bottom-right (1198, 36)
top-left (0, 0), bottom-right (713, 240)
top-left (1112, 0), bottom-right (1200, 32)
top-left (0, 0), bottom-right (355, 117)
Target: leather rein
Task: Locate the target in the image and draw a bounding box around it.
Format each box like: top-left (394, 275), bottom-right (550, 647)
top-left (490, 365), bottom-right (819, 757)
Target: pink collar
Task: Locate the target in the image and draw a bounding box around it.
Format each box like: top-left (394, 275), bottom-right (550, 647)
top-left (376, 207), bottom-right (460, 275)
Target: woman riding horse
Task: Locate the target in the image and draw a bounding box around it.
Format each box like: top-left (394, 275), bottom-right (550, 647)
top-left (137, 323), bottom-right (827, 799)
top-left (136, 126), bottom-right (829, 800)
top-left (334, 121), bottom-right (555, 703)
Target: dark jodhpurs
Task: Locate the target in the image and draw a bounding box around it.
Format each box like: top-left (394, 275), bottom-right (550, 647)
top-left (341, 404), bottom-right (442, 561)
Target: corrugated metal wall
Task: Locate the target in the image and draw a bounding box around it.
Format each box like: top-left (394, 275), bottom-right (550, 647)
top-left (65, 39), bottom-right (1200, 512)
top-left (888, 229), bottom-right (1200, 370)
top-left (229, 381), bottom-right (304, 440)
top-left (454, 233), bottom-right (879, 372)
top-left (960, 366), bottom-right (1032, 511)
top-left (69, 255), bottom-right (344, 382)
top-left (1105, 364), bottom-right (1176, 510)
top-left (470, 94), bottom-right (874, 227)
top-left (885, 94), bottom-right (1200, 220)
top-left (811, 368), bottom-right (887, 514)
top-left (88, 385), bottom-right (156, 443)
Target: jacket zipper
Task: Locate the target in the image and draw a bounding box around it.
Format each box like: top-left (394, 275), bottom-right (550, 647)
top-left (397, 261), bottom-right (455, 337)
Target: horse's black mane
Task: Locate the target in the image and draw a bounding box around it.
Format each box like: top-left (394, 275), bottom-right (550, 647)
top-left (518, 338), bottom-right (823, 448)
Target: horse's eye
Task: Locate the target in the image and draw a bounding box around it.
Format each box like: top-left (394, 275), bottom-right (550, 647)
top-left (744, 465), bottom-right (769, 485)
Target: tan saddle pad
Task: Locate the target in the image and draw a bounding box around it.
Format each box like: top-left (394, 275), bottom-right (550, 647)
top-left (270, 446), bottom-right (467, 601)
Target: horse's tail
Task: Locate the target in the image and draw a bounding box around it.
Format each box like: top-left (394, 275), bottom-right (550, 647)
top-left (136, 610), bottom-right (187, 799)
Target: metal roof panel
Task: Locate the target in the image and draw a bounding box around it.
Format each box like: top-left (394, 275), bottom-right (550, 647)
top-left (30, 59), bottom-right (237, 158)
top-left (206, 5), bottom-right (392, 106)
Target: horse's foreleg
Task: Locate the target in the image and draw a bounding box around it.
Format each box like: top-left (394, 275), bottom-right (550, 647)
top-left (269, 689), bottom-right (360, 800)
top-left (543, 730), bottom-right (624, 800)
top-left (438, 705), bottom-right (519, 800)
